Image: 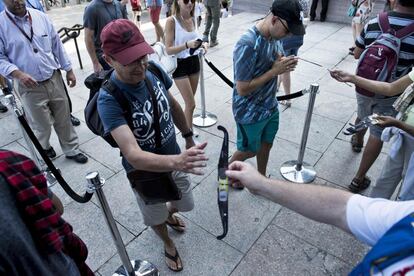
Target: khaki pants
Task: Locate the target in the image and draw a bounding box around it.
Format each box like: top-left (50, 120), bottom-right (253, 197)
top-left (18, 71), bottom-right (80, 156)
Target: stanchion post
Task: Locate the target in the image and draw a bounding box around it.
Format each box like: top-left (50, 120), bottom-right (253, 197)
top-left (3, 94), bottom-right (44, 170)
top-left (86, 172), bottom-right (159, 276)
top-left (192, 50), bottom-right (218, 128)
top-left (280, 83), bottom-right (319, 183)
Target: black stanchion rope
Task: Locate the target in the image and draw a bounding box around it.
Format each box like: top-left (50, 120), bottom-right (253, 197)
top-left (203, 56), bottom-right (306, 101)
top-left (15, 105), bottom-right (92, 203)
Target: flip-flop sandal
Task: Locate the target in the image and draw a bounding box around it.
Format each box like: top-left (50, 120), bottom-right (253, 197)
top-left (351, 135), bottom-right (363, 153)
top-left (349, 176), bottom-right (371, 193)
top-left (166, 215), bottom-right (186, 233)
top-left (165, 248), bottom-right (183, 272)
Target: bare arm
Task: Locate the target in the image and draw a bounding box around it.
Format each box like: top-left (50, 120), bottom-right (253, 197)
top-left (236, 56), bottom-right (298, 96)
top-left (84, 27), bottom-right (102, 73)
top-left (376, 116), bottom-right (414, 137)
top-left (330, 70), bottom-right (413, 96)
top-left (164, 17), bottom-right (201, 55)
top-left (111, 124), bottom-right (208, 174)
top-left (353, 46), bottom-right (364, 59)
top-left (226, 161), bottom-right (353, 233)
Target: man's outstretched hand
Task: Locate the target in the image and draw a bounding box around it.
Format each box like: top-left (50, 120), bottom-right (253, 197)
top-left (175, 142), bottom-right (208, 175)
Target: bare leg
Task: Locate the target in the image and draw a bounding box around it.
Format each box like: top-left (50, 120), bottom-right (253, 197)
top-left (154, 22), bottom-right (164, 42)
top-left (354, 134), bottom-right (383, 180)
top-left (256, 142), bottom-right (273, 176)
top-left (354, 117), bottom-right (367, 146)
top-left (280, 72), bottom-right (291, 96)
top-left (152, 223), bottom-right (183, 271)
top-left (174, 77), bottom-right (197, 130)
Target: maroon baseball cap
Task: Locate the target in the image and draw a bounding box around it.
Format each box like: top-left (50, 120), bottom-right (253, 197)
top-left (100, 19), bottom-right (154, 66)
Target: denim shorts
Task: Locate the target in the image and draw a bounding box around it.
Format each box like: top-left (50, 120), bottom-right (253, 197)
top-left (236, 111), bottom-right (279, 153)
top-left (356, 93), bottom-right (398, 138)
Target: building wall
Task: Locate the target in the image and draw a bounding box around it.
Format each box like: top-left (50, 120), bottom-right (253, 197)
top-left (232, 0), bottom-right (387, 24)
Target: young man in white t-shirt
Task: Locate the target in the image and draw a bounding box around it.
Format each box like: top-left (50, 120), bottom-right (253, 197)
top-left (226, 161), bottom-right (414, 275)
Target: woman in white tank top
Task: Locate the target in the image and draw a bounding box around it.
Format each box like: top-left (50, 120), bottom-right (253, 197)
top-left (165, 0), bottom-right (206, 134)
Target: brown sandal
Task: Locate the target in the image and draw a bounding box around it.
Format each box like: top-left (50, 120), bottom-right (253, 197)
top-left (349, 176), bottom-right (371, 193)
top-left (351, 135), bottom-right (363, 153)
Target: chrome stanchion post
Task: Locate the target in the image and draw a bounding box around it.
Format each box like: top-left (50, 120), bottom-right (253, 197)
top-left (280, 84), bottom-right (319, 183)
top-left (86, 172), bottom-right (159, 276)
top-left (193, 50), bottom-right (217, 127)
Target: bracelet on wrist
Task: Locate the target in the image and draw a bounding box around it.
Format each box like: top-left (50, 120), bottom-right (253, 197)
top-left (185, 41), bottom-right (188, 49)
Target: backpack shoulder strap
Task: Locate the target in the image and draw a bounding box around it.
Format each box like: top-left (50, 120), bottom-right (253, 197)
top-left (396, 21), bottom-right (414, 39)
top-left (378, 12), bottom-right (392, 34)
top-left (102, 79), bottom-right (132, 122)
top-left (147, 61), bottom-right (167, 85)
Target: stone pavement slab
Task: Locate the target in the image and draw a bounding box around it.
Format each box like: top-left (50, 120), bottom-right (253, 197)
top-left (97, 217), bottom-right (244, 275)
top-left (231, 226), bottom-right (352, 276)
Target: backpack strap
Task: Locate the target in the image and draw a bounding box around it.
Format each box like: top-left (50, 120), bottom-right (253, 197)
top-left (378, 12), bottom-right (414, 39)
top-left (396, 21), bottom-right (414, 39)
top-left (102, 79), bottom-right (133, 127)
top-left (378, 12), bottom-right (393, 34)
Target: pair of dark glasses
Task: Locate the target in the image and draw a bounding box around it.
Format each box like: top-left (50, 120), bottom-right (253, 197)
top-left (278, 18), bottom-right (290, 34)
top-left (183, 0), bottom-right (195, 4)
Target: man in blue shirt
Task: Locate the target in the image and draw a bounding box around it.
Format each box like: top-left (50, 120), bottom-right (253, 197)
top-left (229, 0), bottom-right (304, 187)
top-left (0, 0), bottom-right (88, 163)
top-left (0, 0), bottom-right (43, 113)
top-left (97, 19), bottom-right (208, 272)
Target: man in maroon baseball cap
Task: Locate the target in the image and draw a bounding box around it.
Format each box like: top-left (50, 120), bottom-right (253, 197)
top-left (96, 19), bottom-right (208, 272)
top-left (101, 19), bottom-right (154, 67)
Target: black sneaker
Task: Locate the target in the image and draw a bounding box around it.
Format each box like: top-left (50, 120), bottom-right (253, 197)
top-left (45, 147), bottom-right (56, 159)
top-left (66, 153), bottom-right (88, 164)
top-left (0, 102), bottom-right (8, 113)
top-left (70, 114), bottom-right (81, 126)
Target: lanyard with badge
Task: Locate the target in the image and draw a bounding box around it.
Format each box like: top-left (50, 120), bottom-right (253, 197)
top-left (6, 11), bottom-right (38, 53)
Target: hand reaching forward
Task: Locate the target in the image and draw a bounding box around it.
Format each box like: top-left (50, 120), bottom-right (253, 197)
top-left (175, 142), bottom-right (208, 175)
top-left (225, 161), bottom-right (267, 194)
top-left (375, 115), bottom-right (400, 128)
top-left (329, 69), bottom-right (354, 83)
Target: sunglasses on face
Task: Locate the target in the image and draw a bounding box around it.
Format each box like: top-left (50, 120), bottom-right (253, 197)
top-left (183, 0), bottom-right (195, 4)
top-left (278, 17), bottom-right (290, 34)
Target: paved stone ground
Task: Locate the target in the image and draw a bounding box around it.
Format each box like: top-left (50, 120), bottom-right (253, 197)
top-left (0, 3), bottom-right (388, 275)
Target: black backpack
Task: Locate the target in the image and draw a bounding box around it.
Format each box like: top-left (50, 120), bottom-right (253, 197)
top-left (84, 62), bottom-right (164, 148)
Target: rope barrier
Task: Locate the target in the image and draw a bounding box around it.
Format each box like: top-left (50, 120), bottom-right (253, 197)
top-left (3, 92), bottom-right (93, 204)
top-left (203, 56), bottom-right (307, 101)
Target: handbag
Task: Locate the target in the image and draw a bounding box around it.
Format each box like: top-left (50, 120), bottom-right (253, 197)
top-left (126, 77), bottom-right (182, 205)
top-left (150, 42), bottom-right (177, 75)
top-left (347, 0), bottom-right (359, 17)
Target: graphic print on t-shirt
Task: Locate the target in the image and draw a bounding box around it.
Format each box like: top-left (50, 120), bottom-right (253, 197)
top-left (130, 78), bottom-right (175, 150)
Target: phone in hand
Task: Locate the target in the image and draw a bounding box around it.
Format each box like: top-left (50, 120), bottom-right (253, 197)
top-left (190, 38), bottom-right (203, 55)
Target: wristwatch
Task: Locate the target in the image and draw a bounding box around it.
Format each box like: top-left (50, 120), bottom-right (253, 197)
top-left (182, 129), bottom-right (193, 138)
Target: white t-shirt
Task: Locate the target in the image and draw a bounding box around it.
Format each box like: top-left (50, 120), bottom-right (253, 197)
top-left (347, 195), bottom-right (414, 275)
